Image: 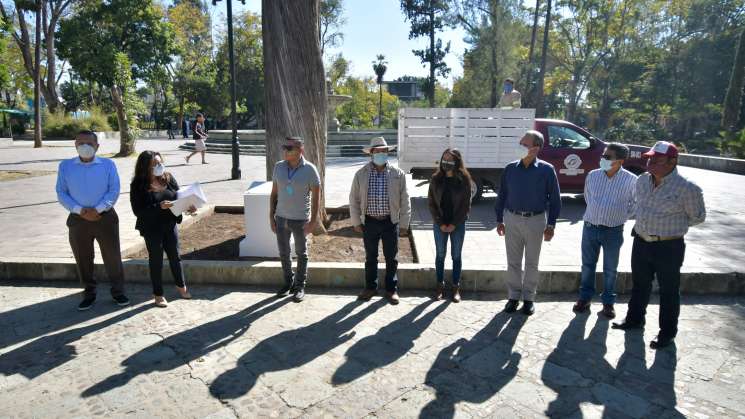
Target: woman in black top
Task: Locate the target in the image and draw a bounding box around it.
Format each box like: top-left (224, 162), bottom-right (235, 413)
top-left (428, 148), bottom-right (473, 302)
top-left (130, 151), bottom-right (194, 307)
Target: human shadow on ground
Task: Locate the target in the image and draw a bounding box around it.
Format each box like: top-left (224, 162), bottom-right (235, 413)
top-left (209, 299), bottom-right (386, 399)
top-left (542, 313), bottom-right (684, 418)
top-left (0, 304), bottom-right (149, 379)
top-left (419, 311), bottom-right (527, 418)
top-left (82, 295), bottom-right (289, 397)
top-left (331, 299), bottom-right (448, 385)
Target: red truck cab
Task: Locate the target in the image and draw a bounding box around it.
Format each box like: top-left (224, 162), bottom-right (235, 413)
top-left (533, 118), bottom-right (650, 194)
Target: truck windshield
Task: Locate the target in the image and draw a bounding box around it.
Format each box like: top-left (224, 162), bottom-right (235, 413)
top-left (548, 126), bottom-right (591, 150)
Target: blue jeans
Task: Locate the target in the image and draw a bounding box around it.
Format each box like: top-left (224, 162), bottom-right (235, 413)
top-left (433, 222), bottom-right (466, 285)
top-left (579, 223), bottom-right (624, 304)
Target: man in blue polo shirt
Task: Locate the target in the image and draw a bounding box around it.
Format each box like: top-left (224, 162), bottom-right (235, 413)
top-left (495, 130), bottom-right (561, 315)
top-left (56, 130), bottom-right (129, 311)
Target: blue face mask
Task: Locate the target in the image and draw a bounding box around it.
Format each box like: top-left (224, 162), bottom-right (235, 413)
top-left (504, 83), bottom-right (513, 94)
top-left (599, 158), bottom-right (614, 172)
top-left (372, 153), bottom-right (388, 166)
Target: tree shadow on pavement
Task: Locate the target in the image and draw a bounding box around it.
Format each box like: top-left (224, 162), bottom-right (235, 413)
top-left (81, 295), bottom-right (290, 397)
top-left (209, 299), bottom-right (386, 399)
top-left (419, 311), bottom-right (527, 418)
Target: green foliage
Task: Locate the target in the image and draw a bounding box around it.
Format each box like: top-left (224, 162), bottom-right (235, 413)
top-left (335, 77), bottom-right (400, 129)
top-left (320, 0), bottom-right (346, 57)
top-left (722, 128), bottom-right (745, 158)
top-left (113, 53), bottom-right (145, 141)
top-left (43, 108), bottom-right (113, 138)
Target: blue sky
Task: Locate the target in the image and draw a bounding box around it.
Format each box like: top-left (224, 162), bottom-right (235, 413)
top-left (211, 0), bottom-right (469, 85)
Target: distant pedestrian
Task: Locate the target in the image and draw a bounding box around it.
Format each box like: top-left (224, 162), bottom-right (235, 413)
top-left (428, 148), bottom-right (473, 303)
top-left (498, 78), bottom-right (522, 108)
top-left (131, 150), bottom-right (195, 307)
top-left (166, 118), bottom-right (175, 139)
top-left (185, 113), bottom-right (208, 164)
top-left (182, 118), bottom-right (188, 138)
top-left (55, 130), bottom-right (130, 311)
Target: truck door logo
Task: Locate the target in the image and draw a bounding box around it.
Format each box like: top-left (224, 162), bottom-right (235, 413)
top-left (559, 154), bottom-right (585, 176)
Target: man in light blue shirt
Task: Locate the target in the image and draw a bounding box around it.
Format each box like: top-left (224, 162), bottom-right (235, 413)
top-left (573, 143), bottom-right (638, 318)
top-left (56, 131), bottom-right (129, 311)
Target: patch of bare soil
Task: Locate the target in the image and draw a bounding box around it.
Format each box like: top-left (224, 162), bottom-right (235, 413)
top-left (0, 170), bottom-right (56, 182)
top-left (127, 211), bottom-right (416, 263)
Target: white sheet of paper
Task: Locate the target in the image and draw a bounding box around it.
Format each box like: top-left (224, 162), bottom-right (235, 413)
top-left (170, 182), bottom-right (208, 215)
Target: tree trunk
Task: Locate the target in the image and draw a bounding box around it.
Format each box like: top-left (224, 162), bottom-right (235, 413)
top-left (524, 0), bottom-right (541, 106)
top-left (43, 2), bottom-right (61, 113)
top-left (490, 42), bottom-right (498, 108)
top-left (263, 0), bottom-right (328, 232)
top-left (178, 96), bottom-right (185, 139)
top-left (111, 85), bottom-right (134, 156)
top-left (428, 9), bottom-right (436, 108)
top-left (723, 27), bottom-right (745, 130)
top-left (535, 0), bottom-right (552, 118)
top-left (33, 0), bottom-right (42, 148)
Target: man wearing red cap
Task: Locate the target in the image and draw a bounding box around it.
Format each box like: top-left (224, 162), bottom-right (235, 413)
top-left (612, 141), bottom-right (706, 349)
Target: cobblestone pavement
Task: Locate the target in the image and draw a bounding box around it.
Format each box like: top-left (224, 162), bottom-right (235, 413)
top-left (1, 282), bottom-right (744, 418)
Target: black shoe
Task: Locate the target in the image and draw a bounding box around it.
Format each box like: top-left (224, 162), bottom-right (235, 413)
top-left (611, 320), bottom-right (644, 330)
top-left (112, 295), bottom-right (130, 307)
top-left (293, 287), bottom-right (305, 302)
top-left (573, 299), bottom-right (590, 313)
top-left (276, 283), bottom-right (293, 296)
top-left (650, 335), bottom-right (675, 350)
top-left (78, 296), bottom-right (96, 311)
top-left (521, 300), bottom-right (535, 316)
top-left (504, 299), bottom-right (519, 313)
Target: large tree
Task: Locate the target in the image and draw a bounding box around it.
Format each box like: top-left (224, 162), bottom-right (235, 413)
top-left (0, 0), bottom-right (71, 113)
top-left (722, 27), bottom-right (745, 130)
top-left (401, 0), bottom-right (452, 107)
top-left (263, 0), bottom-right (328, 230)
top-left (57, 0), bottom-right (176, 155)
top-left (319, 0), bottom-right (345, 58)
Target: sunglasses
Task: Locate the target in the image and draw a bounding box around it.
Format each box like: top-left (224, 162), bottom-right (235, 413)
top-left (282, 145), bottom-right (298, 151)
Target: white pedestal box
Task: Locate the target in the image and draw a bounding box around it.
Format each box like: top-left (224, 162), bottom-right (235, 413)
top-left (239, 181), bottom-right (293, 258)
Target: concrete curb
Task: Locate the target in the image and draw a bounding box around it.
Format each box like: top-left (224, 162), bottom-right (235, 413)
top-left (1, 258), bottom-right (743, 295)
top-left (678, 153), bottom-right (745, 175)
top-left (120, 205), bottom-right (216, 257)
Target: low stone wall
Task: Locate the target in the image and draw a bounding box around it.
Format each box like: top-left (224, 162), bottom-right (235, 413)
top-left (2, 259), bottom-right (742, 295)
top-left (678, 153), bottom-right (745, 175)
top-left (0, 137), bottom-right (12, 146)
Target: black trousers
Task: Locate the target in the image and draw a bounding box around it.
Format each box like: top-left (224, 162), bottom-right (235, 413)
top-left (626, 236), bottom-right (685, 338)
top-left (363, 216), bottom-right (399, 292)
top-left (144, 225), bottom-right (185, 296)
top-left (68, 210), bottom-right (125, 298)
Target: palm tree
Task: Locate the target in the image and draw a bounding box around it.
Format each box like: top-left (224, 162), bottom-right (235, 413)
top-left (372, 54), bottom-right (388, 127)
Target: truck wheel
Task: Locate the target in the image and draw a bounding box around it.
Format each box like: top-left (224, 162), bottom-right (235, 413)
top-left (472, 178), bottom-right (484, 202)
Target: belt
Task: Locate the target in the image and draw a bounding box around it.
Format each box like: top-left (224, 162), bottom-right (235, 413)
top-left (585, 221), bottom-right (623, 229)
top-left (507, 209), bottom-right (544, 217)
top-left (633, 230), bottom-right (682, 242)
top-left (365, 215), bottom-right (390, 221)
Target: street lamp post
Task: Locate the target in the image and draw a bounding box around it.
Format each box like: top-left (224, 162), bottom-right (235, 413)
top-left (213, 0), bottom-right (244, 180)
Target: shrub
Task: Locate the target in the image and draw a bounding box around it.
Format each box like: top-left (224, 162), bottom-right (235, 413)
top-left (43, 109), bottom-right (113, 139)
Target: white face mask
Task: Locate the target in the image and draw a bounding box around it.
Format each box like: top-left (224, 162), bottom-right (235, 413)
top-left (372, 153), bottom-right (388, 166)
top-left (77, 144), bottom-right (96, 160)
top-left (599, 158), bottom-right (614, 172)
top-left (153, 163), bottom-right (165, 177)
top-left (521, 144), bottom-right (532, 157)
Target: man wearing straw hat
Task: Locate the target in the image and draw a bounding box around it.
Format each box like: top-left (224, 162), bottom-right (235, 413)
top-left (349, 136), bottom-right (411, 305)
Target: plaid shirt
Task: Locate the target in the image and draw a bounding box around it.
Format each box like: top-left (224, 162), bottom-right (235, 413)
top-left (634, 169), bottom-right (706, 237)
top-left (366, 167), bottom-right (390, 217)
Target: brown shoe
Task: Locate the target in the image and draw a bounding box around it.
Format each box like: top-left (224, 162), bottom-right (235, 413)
top-left (358, 289), bottom-right (377, 301)
top-left (433, 283), bottom-right (444, 301)
top-left (602, 304), bottom-right (616, 319)
top-left (452, 286), bottom-right (461, 303)
top-left (385, 291), bottom-right (400, 305)
top-left (176, 286), bottom-right (192, 300)
top-left (572, 299), bottom-right (590, 313)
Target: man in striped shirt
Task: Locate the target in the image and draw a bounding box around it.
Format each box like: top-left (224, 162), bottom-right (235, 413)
top-left (612, 141), bottom-right (706, 350)
top-left (573, 143), bottom-right (638, 318)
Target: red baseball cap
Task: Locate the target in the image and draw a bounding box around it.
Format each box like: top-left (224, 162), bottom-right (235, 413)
top-left (643, 141), bottom-right (678, 158)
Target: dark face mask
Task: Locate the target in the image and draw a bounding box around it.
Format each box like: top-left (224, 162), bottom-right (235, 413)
top-left (441, 160), bottom-right (457, 171)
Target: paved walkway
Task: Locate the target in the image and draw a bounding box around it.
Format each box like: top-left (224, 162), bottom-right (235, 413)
top-left (1, 138), bottom-right (744, 275)
top-left (1, 282), bottom-right (744, 418)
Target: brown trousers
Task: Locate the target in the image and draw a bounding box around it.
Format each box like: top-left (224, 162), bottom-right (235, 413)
top-left (67, 209), bottom-right (125, 298)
